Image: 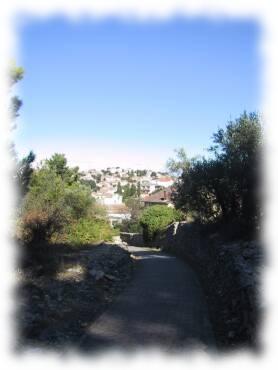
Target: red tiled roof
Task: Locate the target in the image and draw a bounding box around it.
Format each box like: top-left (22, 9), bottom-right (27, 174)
top-left (106, 204), bottom-right (130, 214)
top-left (157, 176), bottom-right (173, 182)
top-left (143, 187), bottom-right (173, 204)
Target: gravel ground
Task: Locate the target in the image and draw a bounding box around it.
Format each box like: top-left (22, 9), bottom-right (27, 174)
top-left (15, 243), bottom-right (133, 352)
top-left (16, 243), bottom-right (216, 355)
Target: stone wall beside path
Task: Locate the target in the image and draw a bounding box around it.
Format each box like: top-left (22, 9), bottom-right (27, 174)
top-left (120, 222), bottom-right (263, 350)
top-left (120, 232), bottom-right (144, 247)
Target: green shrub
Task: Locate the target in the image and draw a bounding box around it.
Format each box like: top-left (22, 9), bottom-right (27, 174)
top-left (64, 183), bottom-right (92, 220)
top-left (62, 218), bottom-right (114, 245)
top-left (119, 219), bottom-right (142, 233)
top-left (20, 208), bottom-right (66, 244)
top-left (139, 205), bottom-right (183, 242)
top-left (20, 167), bottom-right (94, 244)
top-left (89, 200), bottom-right (108, 219)
top-left (20, 169), bottom-right (69, 244)
top-left (19, 154), bottom-right (117, 248)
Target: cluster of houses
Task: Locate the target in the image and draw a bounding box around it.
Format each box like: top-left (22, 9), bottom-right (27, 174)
top-left (80, 167), bottom-right (175, 225)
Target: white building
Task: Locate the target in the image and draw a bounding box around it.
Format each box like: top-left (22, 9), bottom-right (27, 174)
top-left (106, 204), bottom-right (131, 226)
top-left (93, 192), bottom-right (123, 206)
top-left (151, 176), bottom-right (174, 190)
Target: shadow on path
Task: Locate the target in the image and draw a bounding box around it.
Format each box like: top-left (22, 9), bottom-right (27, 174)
top-left (79, 246), bottom-right (216, 354)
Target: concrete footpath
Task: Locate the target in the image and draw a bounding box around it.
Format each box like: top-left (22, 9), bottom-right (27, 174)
top-left (79, 246), bottom-right (216, 354)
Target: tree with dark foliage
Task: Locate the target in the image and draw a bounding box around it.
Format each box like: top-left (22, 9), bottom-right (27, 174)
top-left (16, 151), bottom-right (36, 197)
top-left (172, 112), bottom-right (262, 236)
top-left (9, 64), bottom-right (36, 198)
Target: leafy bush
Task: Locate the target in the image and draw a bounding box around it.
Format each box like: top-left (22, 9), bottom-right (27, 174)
top-left (62, 218), bottom-right (115, 245)
top-left (139, 205), bottom-right (183, 242)
top-left (20, 168), bottom-right (69, 244)
top-left (89, 200), bottom-right (108, 219)
top-left (120, 197), bottom-right (144, 233)
top-left (19, 153), bottom-right (117, 248)
top-left (64, 183), bottom-right (92, 220)
top-left (119, 219), bottom-right (142, 233)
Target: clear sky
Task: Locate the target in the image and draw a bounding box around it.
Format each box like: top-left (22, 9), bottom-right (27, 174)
top-left (15, 16), bottom-right (260, 170)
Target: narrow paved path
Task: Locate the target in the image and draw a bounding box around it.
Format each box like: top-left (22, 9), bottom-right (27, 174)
top-left (79, 246), bottom-right (216, 353)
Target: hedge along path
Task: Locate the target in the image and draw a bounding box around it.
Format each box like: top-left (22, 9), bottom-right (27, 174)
top-left (79, 246), bottom-right (216, 353)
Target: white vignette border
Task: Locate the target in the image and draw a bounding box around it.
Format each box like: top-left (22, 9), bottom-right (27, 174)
top-left (0, 0), bottom-right (278, 369)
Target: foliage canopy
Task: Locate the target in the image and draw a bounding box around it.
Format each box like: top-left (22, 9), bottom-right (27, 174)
top-left (139, 205), bottom-right (183, 242)
top-left (19, 153), bottom-right (113, 245)
top-left (172, 112), bottom-right (262, 235)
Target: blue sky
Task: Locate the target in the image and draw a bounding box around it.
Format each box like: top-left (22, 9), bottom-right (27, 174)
top-left (15, 16), bottom-right (260, 170)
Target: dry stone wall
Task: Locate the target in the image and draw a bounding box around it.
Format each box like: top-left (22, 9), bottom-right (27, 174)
top-left (121, 222), bottom-right (263, 350)
top-left (120, 232), bottom-right (144, 247)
